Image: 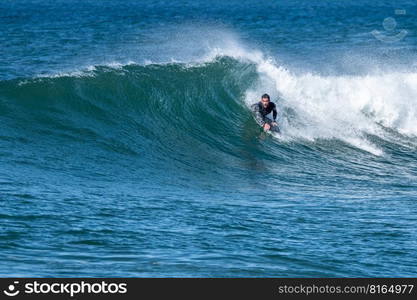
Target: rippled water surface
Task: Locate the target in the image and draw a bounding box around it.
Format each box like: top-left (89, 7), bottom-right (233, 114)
top-left (1, 0), bottom-right (417, 277)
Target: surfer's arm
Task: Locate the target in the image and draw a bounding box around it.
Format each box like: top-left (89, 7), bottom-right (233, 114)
top-left (252, 104), bottom-right (265, 126)
top-left (272, 104), bottom-right (277, 121)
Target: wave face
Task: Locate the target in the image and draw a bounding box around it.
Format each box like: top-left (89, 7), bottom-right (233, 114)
top-left (1, 58), bottom-right (259, 183)
top-left (2, 0), bottom-right (417, 278)
top-left (2, 53), bottom-right (417, 166)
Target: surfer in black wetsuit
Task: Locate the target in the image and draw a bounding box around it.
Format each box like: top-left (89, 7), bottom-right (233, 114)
top-left (251, 93), bottom-right (279, 132)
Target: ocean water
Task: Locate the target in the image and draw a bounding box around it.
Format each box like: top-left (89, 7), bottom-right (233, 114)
top-left (1, 0), bottom-right (417, 277)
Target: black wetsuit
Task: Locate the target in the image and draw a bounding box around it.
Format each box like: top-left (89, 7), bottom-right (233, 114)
top-left (252, 101), bottom-right (277, 126)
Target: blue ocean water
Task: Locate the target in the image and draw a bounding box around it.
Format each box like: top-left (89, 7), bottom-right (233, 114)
top-left (1, 0), bottom-right (417, 277)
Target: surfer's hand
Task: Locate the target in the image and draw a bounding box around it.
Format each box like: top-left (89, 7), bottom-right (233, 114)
top-left (271, 122), bottom-right (278, 126)
top-left (263, 123), bottom-right (271, 131)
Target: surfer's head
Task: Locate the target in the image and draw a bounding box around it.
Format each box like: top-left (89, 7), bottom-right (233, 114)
top-left (261, 93), bottom-right (270, 107)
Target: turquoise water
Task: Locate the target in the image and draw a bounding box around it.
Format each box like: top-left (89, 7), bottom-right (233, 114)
top-left (1, 0), bottom-right (417, 277)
